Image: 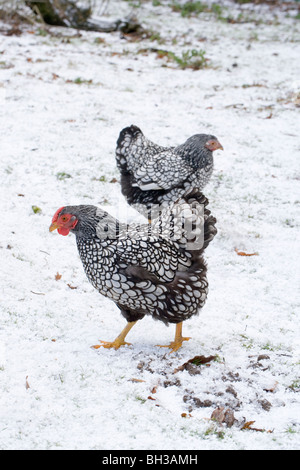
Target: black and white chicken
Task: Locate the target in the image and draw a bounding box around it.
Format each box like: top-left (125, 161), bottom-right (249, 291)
top-left (49, 194), bottom-right (217, 352)
top-left (116, 125), bottom-right (223, 219)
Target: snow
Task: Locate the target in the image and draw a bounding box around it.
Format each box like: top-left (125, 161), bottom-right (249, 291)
top-left (0, 0), bottom-right (299, 451)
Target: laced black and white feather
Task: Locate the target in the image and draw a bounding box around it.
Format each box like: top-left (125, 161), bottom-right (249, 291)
top-left (57, 197), bottom-right (216, 325)
top-left (115, 125), bottom-right (217, 218)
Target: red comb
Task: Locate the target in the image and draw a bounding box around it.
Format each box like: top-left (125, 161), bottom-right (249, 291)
top-left (52, 206), bottom-right (65, 223)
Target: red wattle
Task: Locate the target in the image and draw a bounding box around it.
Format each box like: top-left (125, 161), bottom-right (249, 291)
top-left (58, 227), bottom-right (70, 236)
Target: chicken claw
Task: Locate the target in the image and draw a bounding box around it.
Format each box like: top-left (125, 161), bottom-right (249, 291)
top-left (92, 339), bottom-right (132, 350)
top-left (91, 321), bottom-right (137, 350)
top-left (156, 323), bottom-right (191, 353)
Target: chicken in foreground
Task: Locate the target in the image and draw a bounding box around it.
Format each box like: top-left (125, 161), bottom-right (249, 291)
top-left (116, 125), bottom-right (223, 219)
top-left (49, 196), bottom-right (217, 352)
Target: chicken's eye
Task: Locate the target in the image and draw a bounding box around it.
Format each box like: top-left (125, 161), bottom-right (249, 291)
top-left (61, 215), bottom-right (68, 222)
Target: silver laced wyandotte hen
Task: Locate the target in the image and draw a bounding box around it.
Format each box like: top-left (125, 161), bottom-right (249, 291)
top-left (115, 125), bottom-right (223, 219)
top-left (49, 194), bottom-right (217, 352)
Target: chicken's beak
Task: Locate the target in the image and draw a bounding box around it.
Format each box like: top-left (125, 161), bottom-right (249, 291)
top-left (49, 222), bottom-right (59, 232)
top-left (205, 140), bottom-right (224, 152)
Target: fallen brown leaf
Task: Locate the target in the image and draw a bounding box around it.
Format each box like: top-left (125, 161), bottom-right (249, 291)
top-left (174, 355), bottom-right (217, 373)
top-left (241, 420), bottom-right (272, 432)
top-left (67, 283), bottom-right (77, 289)
top-left (263, 381), bottom-right (278, 393)
top-left (25, 376), bottom-right (30, 390)
top-left (235, 248), bottom-right (259, 257)
top-left (30, 290), bottom-right (45, 296)
top-left (55, 272), bottom-right (62, 281)
top-left (265, 112), bottom-right (273, 119)
top-left (241, 420), bottom-right (256, 430)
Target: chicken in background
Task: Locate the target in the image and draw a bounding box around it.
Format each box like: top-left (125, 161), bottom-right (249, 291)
top-left (115, 124), bottom-right (223, 220)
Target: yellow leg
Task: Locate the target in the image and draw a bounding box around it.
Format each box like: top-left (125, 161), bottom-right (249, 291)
top-left (157, 322), bottom-right (191, 353)
top-left (92, 321), bottom-right (137, 350)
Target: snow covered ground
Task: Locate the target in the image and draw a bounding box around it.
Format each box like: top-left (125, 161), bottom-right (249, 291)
top-left (0, 0), bottom-right (299, 450)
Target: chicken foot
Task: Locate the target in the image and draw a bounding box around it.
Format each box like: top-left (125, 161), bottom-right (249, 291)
top-left (157, 322), bottom-right (191, 353)
top-left (92, 321), bottom-right (137, 350)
